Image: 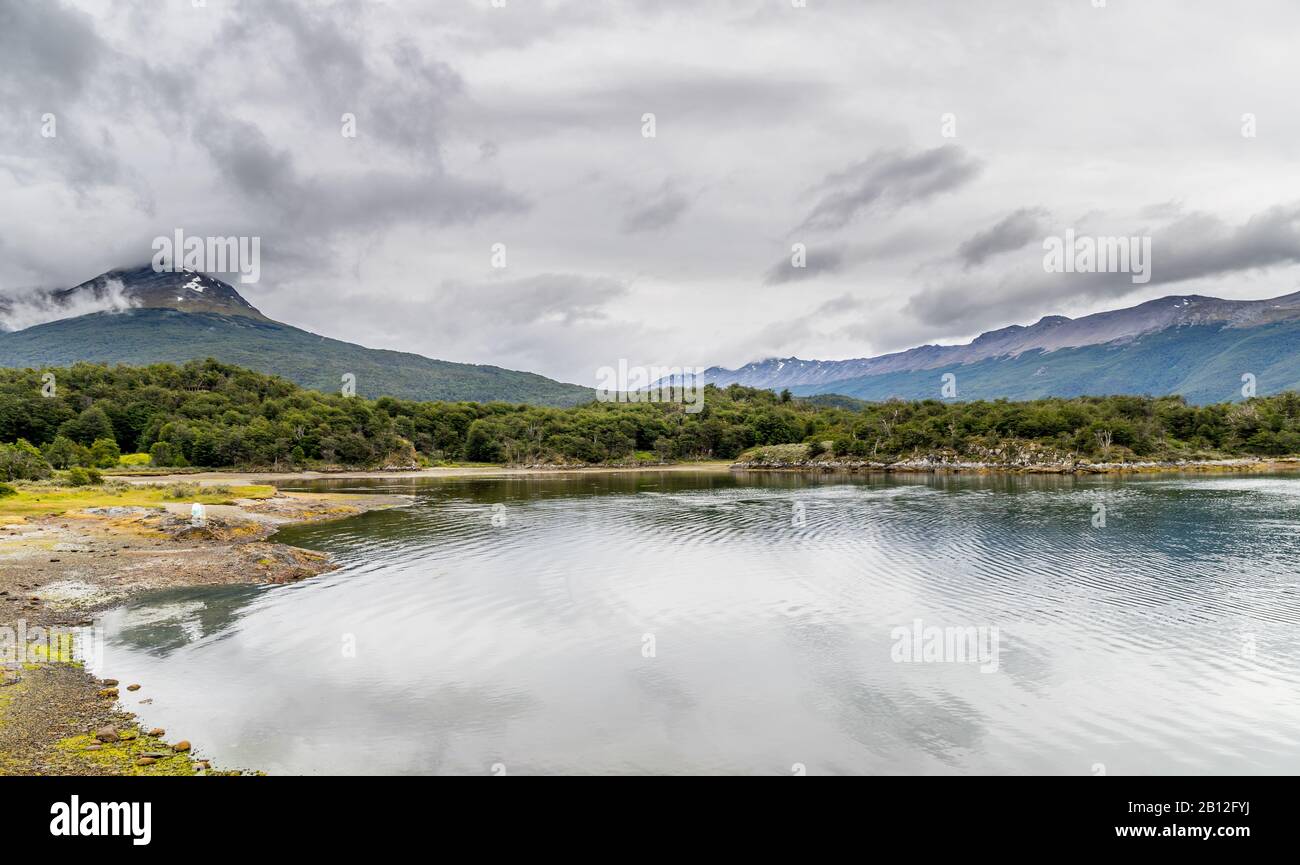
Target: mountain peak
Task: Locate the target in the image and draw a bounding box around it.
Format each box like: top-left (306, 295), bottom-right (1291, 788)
top-left (53, 265), bottom-right (267, 320)
top-left (0, 266), bottom-right (593, 406)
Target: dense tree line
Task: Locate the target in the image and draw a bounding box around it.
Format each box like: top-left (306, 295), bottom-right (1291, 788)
top-left (2, 360), bottom-right (1300, 474)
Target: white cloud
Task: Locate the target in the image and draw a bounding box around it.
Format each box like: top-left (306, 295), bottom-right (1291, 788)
top-left (0, 278), bottom-right (136, 333)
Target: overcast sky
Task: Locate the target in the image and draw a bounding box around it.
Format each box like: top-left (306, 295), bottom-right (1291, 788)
top-left (3, 0), bottom-right (1300, 386)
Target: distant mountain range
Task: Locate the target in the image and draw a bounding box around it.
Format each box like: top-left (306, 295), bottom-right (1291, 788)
top-left (696, 292), bottom-right (1300, 404)
top-left (0, 267), bottom-right (593, 406)
top-left (5, 267), bottom-right (1299, 407)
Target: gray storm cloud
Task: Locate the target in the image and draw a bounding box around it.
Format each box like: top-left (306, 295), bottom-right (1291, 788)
top-left (907, 204), bottom-right (1300, 332)
top-left (798, 145), bottom-right (983, 233)
top-left (621, 183), bottom-right (692, 234)
top-left (764, 245), bottom-right (846, 285)
top-left (957, 208), bottom-right (1048, 269)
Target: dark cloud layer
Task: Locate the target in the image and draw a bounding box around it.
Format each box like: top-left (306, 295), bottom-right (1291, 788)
top-left (0, 0), bottom-right (102, 105)
top-left (798, 145), bottom-right (982, 233)
top-left (957, 207), bottom-right (1047, 269)
top-left (908, 204), bottom-right (1300, 331)
top-left (764, 245), bottom-right (846, 285)
top-left (621, 183), bottom-right (691, 234)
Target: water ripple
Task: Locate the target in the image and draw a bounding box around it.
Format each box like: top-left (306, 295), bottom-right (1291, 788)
top-left (88, 470), bottom-right (1300, 775)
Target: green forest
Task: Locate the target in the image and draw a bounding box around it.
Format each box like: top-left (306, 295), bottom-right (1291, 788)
top-left (3, 359), bottom-right (1300, 478)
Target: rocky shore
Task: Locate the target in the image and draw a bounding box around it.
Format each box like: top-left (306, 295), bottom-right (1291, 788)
top-left (731, 454), bottom-right (1300, 474)
top-left (0, 484), bottom-right (408, 776)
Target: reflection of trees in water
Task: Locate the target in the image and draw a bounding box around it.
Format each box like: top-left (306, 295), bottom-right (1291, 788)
top-left (277, 471), bottom-right (1121, 568)
top-left (112, 585), bottom-right (265, 657)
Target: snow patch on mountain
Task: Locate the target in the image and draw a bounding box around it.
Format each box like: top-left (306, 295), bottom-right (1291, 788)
top-left (690, 291), bottom-right (1300, 391)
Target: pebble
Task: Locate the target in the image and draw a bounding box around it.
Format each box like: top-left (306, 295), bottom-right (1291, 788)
top-left (148, 727), bottom-right (165, 737)
top-left (127, 684), bottom-right (141, 691)
top-left (135, 757), bottom-right (156, 767)
top-left (101, 679), bottom-right (119, 686)
top-left (94, 726), bottom-right (119, 742)
top-left (173, 740), bottom-right (191, 752)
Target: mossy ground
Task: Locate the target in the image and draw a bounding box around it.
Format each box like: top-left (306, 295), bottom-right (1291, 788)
top-left (20, 635), bottom-right (77, 664)
top-left (0, 483), bottom-right (276, 519)
top-left (54, 731), bottom-right (199, 777)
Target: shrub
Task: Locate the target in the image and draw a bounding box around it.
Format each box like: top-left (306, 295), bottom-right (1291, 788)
top-left (164, 482), bottom-right (200, 499)
top-left (41, 435), bottom-right (88, 470)
top-left (149, 441), bottom-right (173, 467)
top-left (89, 437), bottom-right (122, 469)
top-left (58, 405), bottom-right (115, 446)
top-left (119, 452), bottom-right (152, 466)
top-left (61, 466), bottom-right (101, 486)
top-left (0, 482), bottom-right (16, 498)
top-left (0, 440), bottom-right (52, 482)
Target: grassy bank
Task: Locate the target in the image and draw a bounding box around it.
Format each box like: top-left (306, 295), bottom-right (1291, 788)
top-left (0, 481), bottom-right (274, 518)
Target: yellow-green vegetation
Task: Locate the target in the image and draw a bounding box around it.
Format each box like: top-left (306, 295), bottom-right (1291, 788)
top-left (22, 635), bottom-right (78, 665)
top-left (54, 730), bottom-right (198, 776)
top-left (0, 481), bottom-right (276, 518)
top-left (102, 467), bottom-right (204, 477)
top-left (0, 674), bottom-right (30, 775)
top-left (118, 452), bottom-right (152, 466)
top-left (0, 669), bottom-right (23, 716)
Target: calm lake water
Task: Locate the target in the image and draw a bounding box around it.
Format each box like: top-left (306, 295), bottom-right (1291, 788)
top-left (90, 470), bottom-right (1300, 775)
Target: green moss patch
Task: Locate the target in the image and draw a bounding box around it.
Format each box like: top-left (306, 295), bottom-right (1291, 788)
top-left (54, 731), bottom-right (199, 777)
